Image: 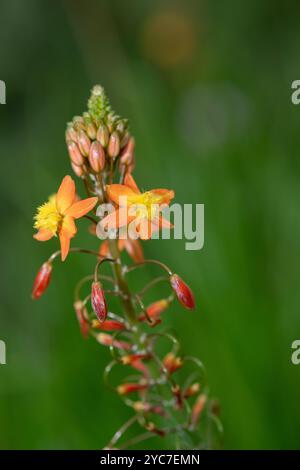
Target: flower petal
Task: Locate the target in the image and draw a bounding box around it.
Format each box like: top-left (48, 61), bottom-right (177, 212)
top-left (56, 175), bottom-right (76, 214)
top-left (59, 231), bottom-right (71, 261)
top-left (101, 207), bottom-right (133, 229)
top-left (124, 239), bottom-right (144, 262)
top-left (106, 184), bottom-right (139, 206)
top-left (33, 229), bottom-right (54, 241)
top-left (65, 197), bottom-right (98, 219)
top-left (151, 189), bottom-right (175, 205)
top-left (61, 215), bottom-right (77, 237)
top-left (138, 218), bottom-right (158, 240)
top-left (124, 174), bottom-right (140, 193)
top-left (99, 240), bottom-right (110, 257)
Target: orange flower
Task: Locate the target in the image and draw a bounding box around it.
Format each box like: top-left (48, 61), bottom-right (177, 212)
top-left (33, 175), bottom-right (98, 261)
top-left (99, 238), bottom-right (144, 263)
top-left (101, 174), bottom-right (174, 240)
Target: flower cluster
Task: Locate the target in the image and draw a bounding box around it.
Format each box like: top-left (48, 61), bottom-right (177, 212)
top-left (32, 86), bottom-right (222, 449)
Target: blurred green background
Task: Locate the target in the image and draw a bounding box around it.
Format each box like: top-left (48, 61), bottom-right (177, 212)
top-left (1, 0), bottom-right (300, 449)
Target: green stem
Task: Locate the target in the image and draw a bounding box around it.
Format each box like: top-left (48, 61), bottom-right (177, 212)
top-left (108, 238), bottom-right (137, 323)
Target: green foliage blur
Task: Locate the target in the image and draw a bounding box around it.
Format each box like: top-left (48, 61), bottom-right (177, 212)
top-left (1, 0), bottom-right (300, 449)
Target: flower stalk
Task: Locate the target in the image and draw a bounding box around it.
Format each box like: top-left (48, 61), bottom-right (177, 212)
top-left (31, 85), bottom-right (222, 449)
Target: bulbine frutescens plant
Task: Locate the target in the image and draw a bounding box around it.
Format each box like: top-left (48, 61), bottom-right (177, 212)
top-left (32, 86), bottom-right (222, 449)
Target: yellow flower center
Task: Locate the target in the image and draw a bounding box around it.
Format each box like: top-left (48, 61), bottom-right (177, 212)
top-left (34, 195), bottom-right (62, 235)
top-left (131, 191), bottom-right (168, 220)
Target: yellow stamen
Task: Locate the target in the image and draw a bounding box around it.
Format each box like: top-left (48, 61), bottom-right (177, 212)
top-left (33, 194), bottom-right (62, 235)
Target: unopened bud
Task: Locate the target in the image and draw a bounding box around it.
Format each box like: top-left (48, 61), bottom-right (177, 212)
top-left (88, 141), bottom-right (106, 172)
top-left (67, 141), bottom-right (84, 166)
top-left (96, 333), bottom-right (131, 350)
top-left (108, 131), bottom-right (120, 158)
top-left (91, 281), bottom-right (107, 323)
top-left (74, 300), bottom-right (89, 338)
top-left (183, 383), bottom-right (201, 398)
top-left (71, 162), bottom-right (84, 178)
top-left (139, 299), bottom-right (168, 322)
top-left (117, 382), bottom-right (148, 395)
top-left (162, 352), bottom-right (183, 374)
top-left (73, 116), bottom-right (85, 131)
top-left (77, 129), bottom-right (91, 156)
top-left (91, 319), bottom-right (125, 331)
top-left (97, 124), bottom-right (109, 147)
top-left (191, 394), bottom-right (207, 427)
top-left (65, 125), bottom-right (77, 143)
top-left (120, 131), bottom-right (130, 149)
top-left (120, 354), bottom-right (149, 365)
top-left (32, 262), bottom-right (52, 299)
top-left (170, 274), bottom-right (195, 310)
top-left (120, 137), bottom-right (135, 167)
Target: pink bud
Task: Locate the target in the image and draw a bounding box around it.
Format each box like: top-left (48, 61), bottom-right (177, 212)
top-left (67, 141), bottom-right (84, 166)
top-left (88, 141), bottom-right (105, 172)
top-left (91, 281), bottom-right (107, 323)
top-left (71, 162), bottom-right (84, 177)
top-left (77, 129), bottom-right (91, 156)
top-left (108, 132), bottom-right (120, 158)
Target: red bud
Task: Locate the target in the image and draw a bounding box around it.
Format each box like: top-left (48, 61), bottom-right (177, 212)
top-left (91, 281), bottom-right (107, 323)
top-left (32, 262), bottom-right (52, 299)
top-left (117, 382), bottom-right (148, 395)
top-left (139, 299), bottom-right (168, 322)
top-left (96, 333), bottom-right (131, 350)
top-left (162, 352), bottom-right (183, 374)
top-left (73, 300), bottom-right (89, 338)
top-left (92, 319), bottom-right (125, 331)
top-left (170, 274), bottom-right (195, 310)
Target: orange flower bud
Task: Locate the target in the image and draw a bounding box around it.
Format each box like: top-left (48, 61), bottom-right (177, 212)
top-left (138, 299), bottom-right (168, 322)
top-left (120, 131), bottom-right (130, 149)
top-left (108, 131), bottom-right (120, 158)
top-left (170, 274), bottom-right (195, 310)
top-left (183, 382), bottom-right (201, 398)
top-left (120, 353), bottom-right (149, 365)
top-left (32, 262), bottom-right (52, 299)
top-left (91, 281), bottom-right (107, 323)
top-left (119, 137), bottom-right (135, 166)
top-left (91, 319), bottom-right (125, 331)
top-left (97, 124), bottom-right (109, 147)
top-left (71, 162), bottom-right (84, 178)
top-left (162, 353), bottom-right (183, 374)
top-left (88, 141), bottom-right (105, 172)
top-left (86, 122), bottom-right (97, 140)
top-left (117, 382), bottom-right (148, 395)
top-left (73, 300), bottom-right (89, 338)
top-left (65, 125), bottom-right (77, 143)
top-left (133, 401), bottom-right (165, 416)
top-left (96, 333), bottom-right (131, 350)
top-left (67, 141), bottom-right (84, 166)
top-left (191, 394), bottom-right (207, 427)
top-left (77, 129), bottom-right (91, 156)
